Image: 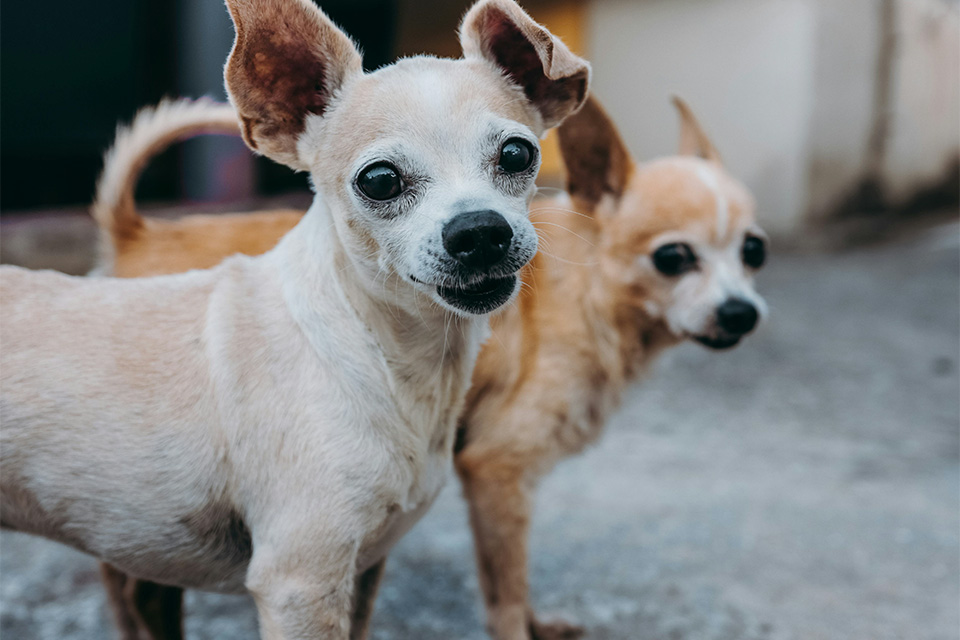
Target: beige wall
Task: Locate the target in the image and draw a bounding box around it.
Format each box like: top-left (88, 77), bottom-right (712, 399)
top-left (806, 0), bottom-right (960, 216)
top-left (586, 0), bottom-right (819, 235)
top-left (885, 0), bottom-right (960, 202)
top-left (584, 0), bottom-right (960, 236)
top-left (804, 0), bottom-right (883, 220)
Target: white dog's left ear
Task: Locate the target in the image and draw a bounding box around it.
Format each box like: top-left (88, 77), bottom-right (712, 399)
top-left (223, 0), bottom-right (363, 170)
top-left (460, 0), bottom-right (591, 130)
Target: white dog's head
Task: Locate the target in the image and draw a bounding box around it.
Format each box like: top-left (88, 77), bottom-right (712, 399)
top-left (223, 0), bottom-right (589, 316)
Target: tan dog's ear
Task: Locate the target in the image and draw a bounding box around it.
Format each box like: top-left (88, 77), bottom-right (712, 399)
top-left (672, 96), bottom-right (721, 164)
top-left (460, 0), bottom-right (591, 131)
top-left (224, 0), bottom-right (363, 170)
top-left (557, 94), bottom-right (633, 208)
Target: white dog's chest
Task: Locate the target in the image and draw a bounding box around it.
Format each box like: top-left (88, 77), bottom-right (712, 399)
top-left (357, 453), bottom-right (449, 571)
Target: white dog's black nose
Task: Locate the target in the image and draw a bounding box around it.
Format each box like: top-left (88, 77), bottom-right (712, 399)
top-left (717, 299), bottom-right (759, 335)
top-left (443, 210), bottom-right (513, 270)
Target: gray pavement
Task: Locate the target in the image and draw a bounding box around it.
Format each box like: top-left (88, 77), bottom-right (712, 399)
top-left (1, 222), bottom-right (958, 640)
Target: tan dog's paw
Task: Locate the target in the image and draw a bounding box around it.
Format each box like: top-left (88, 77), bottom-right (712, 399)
top-left (529, 617), bottom-right (586, 640)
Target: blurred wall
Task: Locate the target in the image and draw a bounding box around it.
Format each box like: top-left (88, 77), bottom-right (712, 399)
top-left (806, 0), bottom-right (960, 218)
top-left (0, 0), bottom-right (178, 211)
top-left (178, 0), bottom-right (256, 203)
top-left (584, 0), bottom-right (960, 235)
top-left (586, 0), bottom-right (818, 235)
top-left (0, 0), bottom-right (398, 213)
top-left (884, 0), bottom-right (960, 202)
top-left (804, 0), bottom-right (886, 221)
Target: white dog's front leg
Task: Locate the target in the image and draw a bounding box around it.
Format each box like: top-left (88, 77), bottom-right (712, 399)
top-left (247, 543), bottom-right (359, 640)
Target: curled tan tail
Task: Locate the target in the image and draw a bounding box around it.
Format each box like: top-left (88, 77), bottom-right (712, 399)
top-left (91, 98), bottom-right (241, 242)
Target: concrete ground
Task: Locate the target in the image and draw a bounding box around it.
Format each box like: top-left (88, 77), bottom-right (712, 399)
top-left (1, 215), bottom-right (958, 640)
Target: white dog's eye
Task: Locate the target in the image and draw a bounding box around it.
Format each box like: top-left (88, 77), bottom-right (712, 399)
top-left (357, 163), bottom-right (404, 201)
top-left (498, 138), bottom-right (535, 173)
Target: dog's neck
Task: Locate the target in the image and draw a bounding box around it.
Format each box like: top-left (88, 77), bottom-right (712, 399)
top-left (587, 281), bottom-right (677, 382)
top-left (533, 197), bottom-right (678, 383)
top-left (272, 198), bottom-right (487, 449)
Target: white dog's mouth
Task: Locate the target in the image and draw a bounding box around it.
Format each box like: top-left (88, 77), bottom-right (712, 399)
top-left (413, 274), bottom-right (518, 315)
top-left (438, 274), bottom-right (517, 314)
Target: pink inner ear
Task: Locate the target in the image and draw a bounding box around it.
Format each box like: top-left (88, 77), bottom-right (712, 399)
top-left (483, 9), bottom-right (585, 123)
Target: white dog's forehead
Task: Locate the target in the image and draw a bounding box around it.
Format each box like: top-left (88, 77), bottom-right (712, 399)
top-left (301, 57), bottom-right (539, 176)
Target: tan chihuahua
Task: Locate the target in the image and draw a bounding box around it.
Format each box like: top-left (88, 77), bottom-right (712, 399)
top-left (84, 93), bottom-right (766, 640)
top-left (459, 95), bottom-right (768, 640)
top-left (0, 1), bottom-right (591, 639)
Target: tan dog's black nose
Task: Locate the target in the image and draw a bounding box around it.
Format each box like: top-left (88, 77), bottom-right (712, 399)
top-left (443, 211), bottom-right (513, 270)
top-left (717, 299), bottom-right (758, 335)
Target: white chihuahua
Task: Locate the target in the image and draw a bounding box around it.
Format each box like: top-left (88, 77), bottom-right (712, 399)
top-left (0, 0), bottom-right (589, 638)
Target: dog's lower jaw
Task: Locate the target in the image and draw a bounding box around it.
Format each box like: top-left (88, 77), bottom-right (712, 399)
top-left (436, 274), bottom-right (519, 316)
top-left (694, 333), bottom-right (742, 350)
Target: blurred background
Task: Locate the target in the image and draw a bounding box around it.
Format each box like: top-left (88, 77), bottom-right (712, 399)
top-left (2, 0), bottom-right (958, 246)
top-left (1, 1), bottom-right (958, 639)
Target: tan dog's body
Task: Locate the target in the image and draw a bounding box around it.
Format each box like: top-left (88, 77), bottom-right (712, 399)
top-left (459, 148), bottom-right (767, 640)
top-left (0, 1), bottom-right (592, 638)
top-left (104, 208), bottom-right (304, 277)
top-left (86, 93), bottom-right (766, 640)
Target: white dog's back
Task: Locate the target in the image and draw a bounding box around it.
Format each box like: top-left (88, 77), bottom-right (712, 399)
top-left (2, 262), bottom-right (255, 589)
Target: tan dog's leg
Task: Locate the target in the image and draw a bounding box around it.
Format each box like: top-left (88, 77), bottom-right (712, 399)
top-left (457, 448), bottom-right (584, 640)
top-left (101, 563), bottom-right (143, 640)
top-left (460, 459), bottom-right (530, 640)
top-left (100, 563), bottom-right (184, 640)
top-left (130, 579), bottom-right (185, 640)
top-left (350, 559), bottom-right (386, 640)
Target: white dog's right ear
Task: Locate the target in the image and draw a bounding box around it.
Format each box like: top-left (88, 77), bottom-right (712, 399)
top-left (460, 0), bottom-right (591, 131)
top-left (224, 0), bottom-right (362, 170)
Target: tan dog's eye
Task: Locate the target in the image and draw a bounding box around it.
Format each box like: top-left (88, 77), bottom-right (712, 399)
top-left (652, 243), bottom-right (698, 276)
top-left (742, 236), bottom-right (766, 269)
top-left (357, 163), bottom-right (404, 201)
top-left (498, 138), bottom-right (535, 173)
